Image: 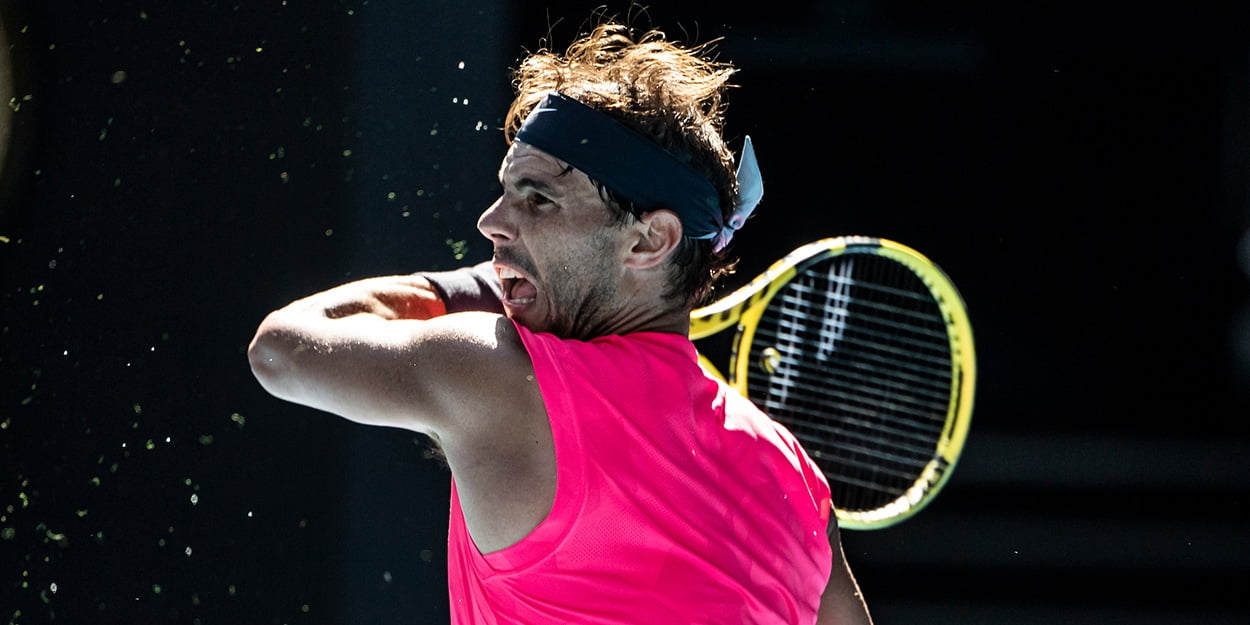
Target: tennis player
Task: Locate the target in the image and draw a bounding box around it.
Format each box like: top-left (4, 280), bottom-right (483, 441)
top-left (249, 20), bottom-right (873, 625)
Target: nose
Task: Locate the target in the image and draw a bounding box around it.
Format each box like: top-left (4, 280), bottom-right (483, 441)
top-left (477, 196), bottom-right (514, 243)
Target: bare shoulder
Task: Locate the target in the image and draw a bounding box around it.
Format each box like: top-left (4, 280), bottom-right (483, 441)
top-left (417, 312), bottom-right (545, 442)
top-left (414, 311), bottom-right (523, 359)
top-left (413, 312), bottom-right (535, 418)
top-left (424, 314), bottom-right (555, 552)
top-left (360, 311), bottom-right (538, 440)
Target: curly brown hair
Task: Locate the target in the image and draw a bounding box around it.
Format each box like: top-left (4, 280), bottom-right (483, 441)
top-left (503, 22), bottom-right (743, 307)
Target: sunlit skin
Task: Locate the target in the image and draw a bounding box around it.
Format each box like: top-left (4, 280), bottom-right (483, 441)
top-left (248, 140), bottom-right (869, 623)
top-left (479, 141), bottom-right (689, 341)
top-left (249, 141), bottom-right (688, 553)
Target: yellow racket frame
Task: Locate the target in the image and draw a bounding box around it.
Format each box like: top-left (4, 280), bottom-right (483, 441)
top-left (690, 236), bottom-right (976, 530)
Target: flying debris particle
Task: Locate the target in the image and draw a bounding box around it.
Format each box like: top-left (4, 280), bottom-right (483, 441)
top-left (9, 94), bottom-right (32, 112)
top-left (457, 61), bottom-right (465, 69)
top-left (44, 528), bottom-right (68, 547)
top-left (111, 70), bottom-right (127, 84)
top-left (189, 494), bottom-right (198, 505)
top-left (445, 239), bottom-right (468, 260)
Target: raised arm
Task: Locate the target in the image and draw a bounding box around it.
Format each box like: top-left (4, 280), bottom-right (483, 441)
top-left (246, 274), bottom-right (528, 438)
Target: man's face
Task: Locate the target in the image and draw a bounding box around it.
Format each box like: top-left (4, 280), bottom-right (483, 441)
top-left (477, 142), bottom-right (629, 339)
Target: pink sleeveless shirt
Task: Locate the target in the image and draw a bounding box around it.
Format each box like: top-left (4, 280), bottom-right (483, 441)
top-left (447, 322), bottom-right (833, 624)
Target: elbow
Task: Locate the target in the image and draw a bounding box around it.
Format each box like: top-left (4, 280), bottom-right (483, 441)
top-left (247, 319), bottom-right (298, 400)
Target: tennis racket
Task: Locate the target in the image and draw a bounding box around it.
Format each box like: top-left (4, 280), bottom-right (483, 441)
top-left (690, 236), bottom-right (976, 530)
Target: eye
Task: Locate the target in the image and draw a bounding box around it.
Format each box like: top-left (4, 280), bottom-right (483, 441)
top-left (526, 191), bottom-right (556, 211)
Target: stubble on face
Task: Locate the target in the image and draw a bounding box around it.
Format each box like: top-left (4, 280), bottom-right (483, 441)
top-left (488, 142), bottom-right (643, 340)
top-left (539, 225), bottom-right (626, 340)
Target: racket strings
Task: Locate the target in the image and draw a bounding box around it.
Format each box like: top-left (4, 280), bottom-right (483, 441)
top-left (746, 253), bottom-right (954, 513)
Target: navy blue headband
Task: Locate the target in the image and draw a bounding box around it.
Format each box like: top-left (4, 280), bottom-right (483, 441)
top-left (515, 92), bottom-right (761, 249)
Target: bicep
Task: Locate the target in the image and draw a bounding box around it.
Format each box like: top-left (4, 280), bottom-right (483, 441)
top-left (248, 310), bottom-right (518, 435)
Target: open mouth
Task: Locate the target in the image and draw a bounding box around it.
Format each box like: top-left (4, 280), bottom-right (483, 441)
top-left (498, 266), bottom-right (538, 306)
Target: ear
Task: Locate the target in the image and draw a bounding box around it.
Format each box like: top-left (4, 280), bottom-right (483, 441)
top-left (624, 209), bottom-right (682, 270)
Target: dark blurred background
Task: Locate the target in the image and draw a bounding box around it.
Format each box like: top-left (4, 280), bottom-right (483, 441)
top-left (2, 1), bottom-right (1248, 623)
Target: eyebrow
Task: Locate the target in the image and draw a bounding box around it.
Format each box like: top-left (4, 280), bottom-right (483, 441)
top-left (497, 157), bottom-right (577, 197)
top-left (500, 173), bottom-right (565, 200)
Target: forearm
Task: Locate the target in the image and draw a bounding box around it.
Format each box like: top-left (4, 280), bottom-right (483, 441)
top-left (263, 262), bottom-right (502, 323)
top-left (274, 275), bottom-right (448, 321)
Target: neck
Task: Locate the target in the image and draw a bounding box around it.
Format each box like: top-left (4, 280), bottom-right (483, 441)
top-left (604, 303), bottom-right (691, 336)
top-left (561, 272), bottom-right (691, 340)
